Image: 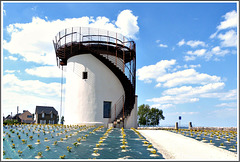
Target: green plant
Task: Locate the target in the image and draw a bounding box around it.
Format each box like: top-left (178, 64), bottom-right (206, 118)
top-left (151, 149), bottom-right (157, 154)
top-left (44, 137), bottom-right (48, 140)
top-left (73, 142), bottom-right (78, 146)
top-left (53, 141), bottom-right (57, 145)
top-left (3, 150), bottom-right (5, 156)
top-left (29, 136), bottom-right (33, 140)
top-left (37, 139), bottom-right (40, 143)
top-left (148, 144), bottom-right (153, 148)
top-left (37, 152), bottom-right (43, 156)
top-left (77, 138), bottom-right (81, 142)
top-left (60, 138), bottom-right (63, 141)
top-left (12, 143), bottom-right (15, 149)
top-left (27, 144), bottom-right (33, 149)
top-left (46, 146), bottom-right (50, 150)
top-left (67, 146), bottom-right (72, 152)
top-left (210, 140), bottom-right (212, 143)
top-left (60, 155), bottom-right (66, 159)
top-left (22, 139), bottom-right (26, 144)
top-left (11, 139), bottom-right (13, 143)
top-left (220, 143), bottom-right (224, 146)
top-left (18, 135), bottom-right (21, 139)
top-left (18, 150), bottom-right (22, 155)
top-left (37, 134), bottom-right (40, 137)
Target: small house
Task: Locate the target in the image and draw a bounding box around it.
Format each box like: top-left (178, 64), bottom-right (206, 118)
top-left (35, 106), bottom-right (58, 124)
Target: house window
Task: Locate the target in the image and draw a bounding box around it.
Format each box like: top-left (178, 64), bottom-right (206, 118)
top-left (83, 72), bottom-right (88, 79)
top-left (42, 113), bottom-right (44, 118)
top-left (51, 113), bottom-right (53, 118)
top-left (103, 101), bottom-right (111, 118)
top-left (27, 115), bottom-right (32, 118)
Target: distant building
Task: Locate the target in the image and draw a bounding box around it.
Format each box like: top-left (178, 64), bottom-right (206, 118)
top-left (35, 106), bottom-right (58, 124)
top-left (19, 110), bottom-right (34, 124)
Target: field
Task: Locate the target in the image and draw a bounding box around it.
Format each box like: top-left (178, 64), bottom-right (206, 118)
top-left (3, 124), bottom-right (163, 159)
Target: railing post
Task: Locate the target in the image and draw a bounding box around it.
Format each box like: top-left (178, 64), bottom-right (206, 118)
top-left (71, 27), bottom-right (73, 54)
top-left (115, 33), bottom-right (118, 67)
top-left (123, 36), bottom-right (125, 73)
top-left (64, 29), bottom-right (66, 58)
top-left (122, 95), bottom-right (124, 121)
top-left (79, 27), bottom-right (81, 50)
top-left (115, 104), bottom-right (116, 121)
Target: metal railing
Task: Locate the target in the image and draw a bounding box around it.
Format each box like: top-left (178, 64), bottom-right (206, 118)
top-left (53, 27), bottom-right (136, 87)
top-left (109, 94), bottom-right (125, 123)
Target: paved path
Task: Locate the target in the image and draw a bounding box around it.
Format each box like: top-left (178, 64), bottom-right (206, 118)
top-left (138, 130), bottom-right (238, 160)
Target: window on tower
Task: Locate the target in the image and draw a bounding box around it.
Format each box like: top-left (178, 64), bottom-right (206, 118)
top-left (103, 101), bottom-right (111, 118)
top-left (83, 72), bottom-right (88, 79)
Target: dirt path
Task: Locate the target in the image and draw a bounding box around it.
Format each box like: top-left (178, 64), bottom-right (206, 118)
top-left (138, 130), bottom-right (238, 160)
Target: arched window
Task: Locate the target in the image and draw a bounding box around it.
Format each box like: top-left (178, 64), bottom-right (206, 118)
top-left (42, 113), bottom-right (44, 118)
top-left (51, 113), bottom-right (53, 118)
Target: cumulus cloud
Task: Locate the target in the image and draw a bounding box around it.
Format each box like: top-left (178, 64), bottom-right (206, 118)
top-left (177, 39), bottom-right (206, 48)
top-left (5, 70), bottom-right (20, 73)
top-left (186, 40), bottom-right (206, 48)
top-left (159, 44), bottom-right (168, 48)
top-left (151, 103), bottom-right (174, 109)
top-left (217, 10), bottom-right (237, 31)
top-left (156, 68), bottom-right (221, 88)
top-left (184, 55), bottom-right (196, 61)
top-left (2, 74), bottom-right (65, 116)
top-left (177, 39), bottom-right (185, 46)
top-left (3, 10), bottom-right (139, 65)
top-left (136, 59), bottom-right (176, 83)
top-left (3, 74), bottom-right (64, 97)
top-left (210, 10), bottom-right (237, 42)
top-left (115, 9), bottom-right (139, 39)
top-left (4, 55), bottom-right (18, 61)
top-left (218, 30), bottom-right (237, 47)
top-left (200, 89), bottom-right (237, 101)
top-left (25, 66), bottom-right (63, 78)
top-left (187, 49), bottom-right (207, 56)
top-left (215, 102), bottom-right (237, 108)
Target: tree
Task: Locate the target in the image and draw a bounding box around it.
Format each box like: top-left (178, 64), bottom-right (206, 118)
top-left (138, 104), bottom-right (150, 125)
top-left (137, 104), bottom-right (165, 126)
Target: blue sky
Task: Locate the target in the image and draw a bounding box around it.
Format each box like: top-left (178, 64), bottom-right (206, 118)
top-left (1, 2), bottom-right (238, 127)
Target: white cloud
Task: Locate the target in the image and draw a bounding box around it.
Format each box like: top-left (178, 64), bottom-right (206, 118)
top-left (159, 44), bottom-right (168, 48)
top-left (136, 59), bottom-right (176, 83)
top-left (4, 55), bottom-right (18, 61)
top-left (25, 66), bottom-right (63, 78)
top-left (156, 68), bottom-right (221, 88)
top-left (217, 10), bottom-right (237, 31)
top-left (151, 104), bottom-right (174, 109)
top-left (147, 95), bottom-right (199, 104)
top-left (177, 39), bottom-right (206, 48)
top-left (186, 40), bottom-right (206, 48)
top-left (215, 102), bottom-right (237, 108)
top-left (211, 46), bottom-right (230, 57)
top-left (115, 9), bottom-right (139, 39)
top-left (3, 74), bottom-right (64, 97)
top-left (3, 10), bottom-right (139, 65)
top-left (5, 70), bottom-right (20, 73)
top-left (210, 10), bottom-right (237, 39)
top-left (2, 74), bottom-right (65, 117)
top-left (162, 82), bottom-right (225, 96)
top-left (184, 55), bottom-right (196, 61)
top-left (200, 89), bottom-right (237, 101)
top-left (177, 39), bottom-right (185, 46)
top-left (218, 30), bottom-right (237, 47)
top-left (187, 49), bottom-right (207, 56)
top-left (3, 9), bottom-right (6, 16)
top-left (209, 108), bottom-right (237, 118)
top-left (189, 64), bottom-right (201, 68)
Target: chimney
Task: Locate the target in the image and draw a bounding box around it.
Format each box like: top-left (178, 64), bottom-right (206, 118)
top-left (17, 106), bottom-right (19, 114)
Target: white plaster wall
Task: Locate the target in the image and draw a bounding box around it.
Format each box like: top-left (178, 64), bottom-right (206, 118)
top-left (124, 95), bottom-right (138, 129)
top-left (64, 54), bottom-right (125, 127)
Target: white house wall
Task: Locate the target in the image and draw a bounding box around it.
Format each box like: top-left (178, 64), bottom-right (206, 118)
top-left (64, 54), bottom-right (125, 127)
